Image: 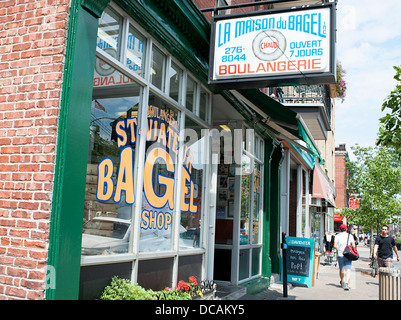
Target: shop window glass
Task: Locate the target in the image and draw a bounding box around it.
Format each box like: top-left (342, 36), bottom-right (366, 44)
top-left (137, 258), bottom-right (173, 290)
top-left (199, 87), bottom-right (209, 122)
top-left (242, 127), bottom-right (254, 153)
top-left (251, 247), bottom-right (261, 276)
top-left (139, 93), bottom-right (179, 253)
top-left (252, 162), bottom-right (261, 244)
top-left (79, 262), bottom-right (131, 300)
top-left (239, 249), bottom-right (250, 280)
top-left (240, 154), bottom-right (251, 245)
top-left (169, 62), bottom-right (182, 103)
top-left (180, 117), bottom-right (205, 250)
top-left (178, 255), bottom-right (202, 282)
top-left (186, 76), bottom-right (196, 112)
top-left (311, 208), bottom-right (321, 241)
top-left (97, 7), bottom-right (122, 60)
top-left (82, 59), bottom-right (140, 256)
top-left (94, 56), bottom-right (136, 88)
top-left (126, 24), bottom-right (146, 77)
top-left (150, 46), bottom-right (166, 90)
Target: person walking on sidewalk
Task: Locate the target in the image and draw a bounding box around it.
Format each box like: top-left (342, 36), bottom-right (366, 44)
top-left (334, 224), bottom-right (355, 291)
top-left (374, 225), bottom-right (400, 268)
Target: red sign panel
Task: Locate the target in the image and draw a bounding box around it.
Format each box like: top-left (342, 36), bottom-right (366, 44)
top-left (349, 198), bottom-right (359, 209)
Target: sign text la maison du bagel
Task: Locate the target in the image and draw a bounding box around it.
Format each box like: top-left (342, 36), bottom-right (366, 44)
top-left (208, 3), bottom-right (336, 89)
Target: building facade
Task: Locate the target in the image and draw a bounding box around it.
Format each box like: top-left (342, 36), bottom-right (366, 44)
top-left (0, 0), bottom-right (336, 299)
top-left (334, 143), bottom-right (349, 230)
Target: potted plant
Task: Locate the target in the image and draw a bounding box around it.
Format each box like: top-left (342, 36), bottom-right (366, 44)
top-left (100, 276), bottom-right (191, 300)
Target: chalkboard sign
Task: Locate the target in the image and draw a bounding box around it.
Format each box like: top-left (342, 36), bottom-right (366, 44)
top-left (282, 237), bottom-right (315, 288)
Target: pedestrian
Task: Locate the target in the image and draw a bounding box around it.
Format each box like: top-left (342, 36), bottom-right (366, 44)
top-left (334, 224), bottom-right (355, 290)
top-left (351, 228), bottom-right (358, 248)
top-left (374, 225), bottom-right (400, 268)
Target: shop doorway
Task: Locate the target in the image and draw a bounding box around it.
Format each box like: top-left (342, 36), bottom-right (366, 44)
top-left (211, 119), bottom-right (264, 285)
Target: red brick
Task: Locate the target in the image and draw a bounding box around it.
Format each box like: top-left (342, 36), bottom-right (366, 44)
top-left (5, 286), bottom-right (27, 299)
top-left (0, 0), bottom-right (70, 300)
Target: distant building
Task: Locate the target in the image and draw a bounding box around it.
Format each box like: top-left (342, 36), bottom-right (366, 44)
top-left (334, 144), bottom-right (350, 230)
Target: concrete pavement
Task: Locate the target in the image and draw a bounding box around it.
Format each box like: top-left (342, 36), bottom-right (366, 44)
top-left (241, 244), bottom-right (401, 300)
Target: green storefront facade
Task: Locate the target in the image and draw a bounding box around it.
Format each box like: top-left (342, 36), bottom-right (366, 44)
top-left (46, 0), bottom-right (313, 300)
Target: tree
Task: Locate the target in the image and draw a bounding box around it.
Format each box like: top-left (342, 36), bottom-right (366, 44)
top-left (377, 65), bottom-right (401, 154)
top-left (341, 145), bottom-right (401, 254)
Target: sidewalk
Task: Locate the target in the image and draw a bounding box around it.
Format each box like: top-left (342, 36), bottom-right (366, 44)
top-left (241, 245), bottom-right (400, 300)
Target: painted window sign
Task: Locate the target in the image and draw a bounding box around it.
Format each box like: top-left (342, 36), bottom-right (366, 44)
top-left (212, 7), bottom-right (332, 80)
top-left (96, 105), bottom-right (197, 232)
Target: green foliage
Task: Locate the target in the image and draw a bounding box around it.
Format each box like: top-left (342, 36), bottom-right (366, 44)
top-left (342, 145), bottom-right (401, 233)
top-left (100, 276), bottom-right (192, 300)
top-left (377, 65), bottom-right (401, 155)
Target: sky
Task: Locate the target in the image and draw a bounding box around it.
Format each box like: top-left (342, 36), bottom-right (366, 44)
top-left (335, 0), bottom-right (401, 159)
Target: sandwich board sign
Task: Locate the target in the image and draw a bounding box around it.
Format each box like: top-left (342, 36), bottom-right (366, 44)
top-left (282, 236), bottom-right (315, 288)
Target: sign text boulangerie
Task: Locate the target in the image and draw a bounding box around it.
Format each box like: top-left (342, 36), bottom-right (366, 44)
top-left (209, 3), bottom-right (336, 89)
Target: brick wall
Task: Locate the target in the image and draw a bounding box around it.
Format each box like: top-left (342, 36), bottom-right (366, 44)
top-left (0, 0), bottom-right (70, 300)
top-left (334, 153), bottom-right (348, 208)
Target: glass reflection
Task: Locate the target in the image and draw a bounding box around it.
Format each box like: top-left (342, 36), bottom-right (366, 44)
top-left (139, 93), bottom-right (179, 253)
top-left (82, 96), bottom-right (139, 255)
top-left (180, 117), bottom-right (205, 250)
top-left (97, 7), bottom-right (122, 60)
top-left (82, 59), bottom-right (140, 256)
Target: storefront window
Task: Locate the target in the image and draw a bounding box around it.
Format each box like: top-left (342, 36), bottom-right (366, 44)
top-left (126, 24), bottom-right (146, 76)
top-left (251, 248), bottom-right (261, 276)
top-left (82, 59), bottom-right (141, 256)
top-left (178, 255), bottom-right (202, 281)
top-left (240, 154), bottom-right (251, 245)
top-left (137, 258), bottom-right (173, 290)
top-left (311, 208), bottom-right (321, 241)
top-left (239, 249), bottom-right (250, 280)
top-left (81, 4), bottom-right (212, 296)
top-left (252, 162), bottom-right (261, 244)
top-left (169, 62), bottom-right (182, 103)
top-left (79, 262), bottom-right (132, 300)
top-left (139, 93), bottom-right (179, 253)
top-left (97, 7), bottom-right (122, 60)
top-left (186, 76), bottom-right (196, 113)
top-left (180, 117), bottom-right (205, 250)
top-left (150, 46), bottom-right (166, 90)
top-left (199, 87), bottom-right (208, 122)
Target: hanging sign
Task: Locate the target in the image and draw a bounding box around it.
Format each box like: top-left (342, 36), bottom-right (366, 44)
top-left (282, 236), bottom-right (315, 288)
top-left (349, 198), bottom-right (359, 209)
top-left (209, 3), bottom-right (336, 89)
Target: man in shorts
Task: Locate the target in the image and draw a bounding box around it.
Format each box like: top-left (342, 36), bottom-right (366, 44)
top-left (334, 224), bottom-right (355, 290)
top-left (374, 225), bottom-right (400, 268)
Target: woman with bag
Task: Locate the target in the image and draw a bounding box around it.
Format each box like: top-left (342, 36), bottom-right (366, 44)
top-left (334, 224), bottom-right (356, 291)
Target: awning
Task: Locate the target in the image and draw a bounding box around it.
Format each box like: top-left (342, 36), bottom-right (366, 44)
top-left (283, 140), bottom-right (315, 170)
top-left (334, 214), bottom-right (343, 222)
top-left (298, 120), bottom-right (324, 165)
top-left (312, 163), bottom-right (336, 207)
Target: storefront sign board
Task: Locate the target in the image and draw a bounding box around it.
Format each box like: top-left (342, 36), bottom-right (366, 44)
top-left (209, 3), bottom-right (336, 89)
top-left (282, 236), bottom-right (315, 288)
